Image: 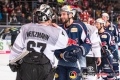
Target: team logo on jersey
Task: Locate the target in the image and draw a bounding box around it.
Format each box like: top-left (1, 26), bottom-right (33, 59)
top-left (109, 27), bottom-right (114, 30)
top-left (68, 38), bottom-right (79, 46)
top-left (87, 66), bottom-right (94, 72)
top-left (55, 73), bottom-right (59, 78)
top-left (71, 28), bottom-right (78, 32)
top-left (101, 34), bottom-right (107, 38)
top-left (69, 71), bottom-right (77, 79)
top-left (101, 42), bottom-right (107, 46)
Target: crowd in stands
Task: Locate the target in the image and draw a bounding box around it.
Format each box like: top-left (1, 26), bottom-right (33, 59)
top-left (0, 0), bottom-right (120, 25)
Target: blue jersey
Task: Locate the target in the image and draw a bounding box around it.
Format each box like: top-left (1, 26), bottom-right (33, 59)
top-left (99, 30), bottom-right (116, 52)
top-left (54, 21), bottom-right (91, 67)
top-left (104, 23), bottom-right (120, 43)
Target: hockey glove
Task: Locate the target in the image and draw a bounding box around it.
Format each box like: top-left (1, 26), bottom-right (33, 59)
top-left (102, 49), bottom-right (113, 58)
top-left (62, 45), bottom-right (83, 62)
top-left (9, 62), bottom-right (20, 72)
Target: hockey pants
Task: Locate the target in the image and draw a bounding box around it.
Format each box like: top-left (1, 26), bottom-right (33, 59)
top-left (112, 50), bottom-right (119, 74)
top-left (16, 52), bottom-right (55, 80)
top-left (98, 56), bottom-right (114, 79)
top-left (55, 65), bottom-right (81, 80)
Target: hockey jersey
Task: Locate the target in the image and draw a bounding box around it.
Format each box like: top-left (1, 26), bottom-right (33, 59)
top-left (9, 23), bottom-right (68, 65)
top-left (54, 21), bottom-right (91, 67)
top-left (85, 24), bottom-right (101, 57)
top-left (105, 23), bottom-right (120, 43)
top-left (10, 27), bottom-right (21, 46)
top-left (99, 30), bottom-right (116, 52)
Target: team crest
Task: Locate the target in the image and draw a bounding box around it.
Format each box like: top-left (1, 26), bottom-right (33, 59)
top-left (101, 35), bottom-right (107, 38)
top-left (109, 27), bottom-right (114, 30)
top-left (69, 71), bottom-right (77, 79)
top-left (71, 28), bottom-right (78, 32)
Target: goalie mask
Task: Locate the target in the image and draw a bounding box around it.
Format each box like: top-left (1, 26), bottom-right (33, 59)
top-left (36, 4), bottom-right (54, 22)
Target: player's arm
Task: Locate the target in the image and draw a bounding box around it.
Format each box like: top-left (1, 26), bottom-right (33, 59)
top-left (9, 26), bottom-right (25, 61)
top-left (54, 27), bottom-right (80, 62)
top-left (113, 25), bottom-right (120, 43)
top-left (79, 23), bottom-right (92, 56)
top-left (54, 28), bottom-right (68, 60)
top-left (91, 30), bottom-right (101, 57)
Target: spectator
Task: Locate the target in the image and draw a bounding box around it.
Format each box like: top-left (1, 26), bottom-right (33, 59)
top-left (9, 13), bottom-right (18, 25)
top-left (1, 6), bottom-right (8, 24)
top-left (19, 13), bottom-right (26, 24)
top-left (26, 16), bottom-right (32, 23)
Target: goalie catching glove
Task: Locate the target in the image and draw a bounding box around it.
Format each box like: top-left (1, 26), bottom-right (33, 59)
top-left (62, 45), bottom-right (83, 62)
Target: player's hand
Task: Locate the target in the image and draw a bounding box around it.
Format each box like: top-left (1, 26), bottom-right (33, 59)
top-left (97, 57), bottom-right (101, 66)
top-left (51, 23), bottom-right (58, 28)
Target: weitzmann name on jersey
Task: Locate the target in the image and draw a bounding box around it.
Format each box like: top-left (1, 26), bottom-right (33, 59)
top-left (27, 31), bottom-right (50, 41)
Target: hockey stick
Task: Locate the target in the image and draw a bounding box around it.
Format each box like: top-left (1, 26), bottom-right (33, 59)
top-left (9, 50), bottom-right (29, 64)
top-left (101, 46), bottom-right (118, 79)
top-left (106, 58), bottom-right (118, 79)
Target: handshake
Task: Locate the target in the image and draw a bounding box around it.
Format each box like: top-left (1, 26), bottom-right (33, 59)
top-left (60, 45), bottom-right (83, 62)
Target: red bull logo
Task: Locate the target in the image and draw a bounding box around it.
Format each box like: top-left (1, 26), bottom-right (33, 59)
top-left (101, 42), bottom-right (107, 46)
top-left (68, 38), bottom-right (79, 46)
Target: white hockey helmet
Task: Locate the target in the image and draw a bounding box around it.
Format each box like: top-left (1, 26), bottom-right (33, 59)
top-left (96, 18), bottom-right (105, 24)
top-left (61, 5), bottom-right (76, 17)
top-left (102, 13), bottom-right (109, 19)
top-left (36, 4), bottom-right (54, 22)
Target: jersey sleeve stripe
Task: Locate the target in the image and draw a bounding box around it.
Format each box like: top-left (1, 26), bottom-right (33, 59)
top-left (14, 43), bottom-right (23, 50)
top-left (11, 47), bottom-right (22, 54)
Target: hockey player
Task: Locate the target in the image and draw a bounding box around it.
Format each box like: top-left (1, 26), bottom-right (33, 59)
top-left (0, 27), bottom-right (20, 46)
top-left (54, 5), bottom-right (91, 80)
top-left (102, 13), bottom-right (120, 43)
top-left (102, 13), bottom-right (119, 77)
top-left (80, 11), bottom-right (101, 80)
top-left (9, 4), bottom-right (69, 80)
top-left (95, 18), bottom-right (116, 80)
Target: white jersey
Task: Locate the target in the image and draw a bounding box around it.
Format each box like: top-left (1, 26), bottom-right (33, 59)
top-left (86, 24), bottom-right (101, 57)
top-left (9, 23), bottom-right (68, 65)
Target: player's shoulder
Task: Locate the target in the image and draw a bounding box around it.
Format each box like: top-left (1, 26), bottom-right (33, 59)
top-left (21, 23), bottom-right (34, 29)
top-left (72, 20), bottom-right (86, 29)
top-left (104, 30), bottom-right (112, 37)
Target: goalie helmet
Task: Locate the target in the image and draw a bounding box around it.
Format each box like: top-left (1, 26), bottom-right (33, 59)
top-left (36, 4), bottom-right (54, 22)
top-left (61, 5), bottom-right (76, 17)
top-left (80, 11), bottom-right (90, 22)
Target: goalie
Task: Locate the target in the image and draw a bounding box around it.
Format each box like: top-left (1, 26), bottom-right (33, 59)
top-left (9, 4), bottom-right (69, 80)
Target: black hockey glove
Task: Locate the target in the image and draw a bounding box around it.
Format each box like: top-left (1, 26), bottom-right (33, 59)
top-left (9, 63), bottom-right (20, 72)
top-left (62, 45), bottom-right (83, 62)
